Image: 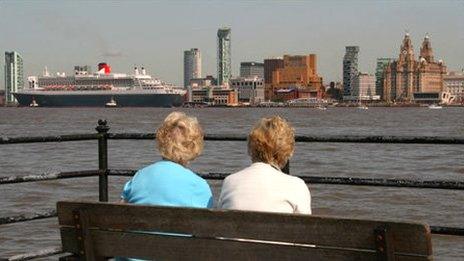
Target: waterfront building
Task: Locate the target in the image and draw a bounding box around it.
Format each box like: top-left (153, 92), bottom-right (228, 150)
top-left (273, 88), bottom-right (315, 102)
top-left (240, 62), bottom-right (264, 78)
top-left (325, 81), bottom-right (343, 100)
top-left (264, 58), bottom-right (284, 100)
top-left (343, 46), bottom-right (359, 97)
top-left (375, 58), bottom-right (394, 99)
top-left (269, 54), bottom-right (323, 101)
top-left (184, 48), bottom-right (202, 87)
top-left (444, 71), bottom-right (464, 103)
top-left (217, 28), bottom-right (232, 86)
top-left (344, 73), bottom-right (379, 101)
top-left (230, 76), bottom-right (265, 104)
top-left (188, 85), bottom-right (238, 106)
top-left (0, 90), bottom-right (5, 106)
top-left (189, 75), bottom-right (217, 88)
top-left (4, 51), bottom-right (24, 105)
top-left (383, 33), bottom-right (447, 103)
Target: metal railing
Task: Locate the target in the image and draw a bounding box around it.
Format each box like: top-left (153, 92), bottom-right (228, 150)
top-left (1, 119), bottom-right (463, 260)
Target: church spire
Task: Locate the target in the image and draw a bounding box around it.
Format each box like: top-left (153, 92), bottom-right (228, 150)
top-left (420, 33), bottom-right (434, 63)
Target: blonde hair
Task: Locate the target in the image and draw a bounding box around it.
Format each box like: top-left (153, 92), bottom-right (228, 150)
top-left (248, 116), bottom-right (295, 169)
top-left (156, 112), bottom-right (204, 165)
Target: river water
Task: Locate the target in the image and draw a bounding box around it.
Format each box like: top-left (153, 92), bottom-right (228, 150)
top-left (0, 107), bottom-right (463, 259)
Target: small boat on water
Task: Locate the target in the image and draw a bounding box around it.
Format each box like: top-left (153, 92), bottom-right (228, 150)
top-left (29, 99), bottom-right (39, 107)
top-left (316, 105), bottom-right (327, 110)
top-left (428, 104), bottom-right (442, 109)
top-left (105, 97), bottom-right (118, 107)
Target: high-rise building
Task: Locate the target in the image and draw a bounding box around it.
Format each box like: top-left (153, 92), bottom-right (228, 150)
top-left (375, 58), bottom-right (394, 99)
top-left (350, 73), bottom-right (377, 101)
top-left (264, 58), bottom-right (284, 100)
top-left (383, 33), bottom-right (447, 103)
top-left (4, 51), bottom-right (24, 105)
top-left (343, 46), bottom-right (359, 96)
top-left (183, 48), bottom-right (201, 87)
top-left (217, 27), bottom-right (231, 86)
top-left (269, 54), bottom-right (324, 101)
top-left (240, 62), bottom-right (264, 78)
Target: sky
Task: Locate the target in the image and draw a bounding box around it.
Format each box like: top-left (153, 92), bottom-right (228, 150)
top-left (1, 0), bottom-right (463, 88)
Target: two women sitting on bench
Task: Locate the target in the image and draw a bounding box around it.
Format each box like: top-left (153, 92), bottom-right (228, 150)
top-left (121, 112), bottom-right (311, 214)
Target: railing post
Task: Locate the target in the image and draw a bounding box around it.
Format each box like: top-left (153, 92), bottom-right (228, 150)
top-left (96, 119), bottom-right (110, 202)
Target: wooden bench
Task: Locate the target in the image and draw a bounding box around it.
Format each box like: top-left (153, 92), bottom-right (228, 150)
top-left (57, 201), bottom-right (433, 260)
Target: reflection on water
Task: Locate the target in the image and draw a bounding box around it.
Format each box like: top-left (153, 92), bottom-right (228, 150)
top-left (0, 107), bottom-right (463, 259)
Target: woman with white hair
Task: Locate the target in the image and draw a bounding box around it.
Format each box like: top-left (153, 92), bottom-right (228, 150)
top-left (121, 111), bottom-right (212, 208)
top-left (218, 116), bottom-right (311, 214)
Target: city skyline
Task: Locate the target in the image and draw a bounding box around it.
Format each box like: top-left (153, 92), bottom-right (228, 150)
top-left (0, 1), bottom-right (463, 87)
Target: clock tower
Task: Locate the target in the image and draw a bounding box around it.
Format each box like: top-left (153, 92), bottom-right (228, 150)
top-left (383, 32), bottom-right (447, 103)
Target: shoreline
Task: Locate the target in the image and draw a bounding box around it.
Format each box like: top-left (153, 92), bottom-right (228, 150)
top-left (1, 103), bottom-right (463, 109)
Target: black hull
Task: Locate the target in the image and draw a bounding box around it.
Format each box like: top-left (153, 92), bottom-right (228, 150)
top-left (13, 93), bottom-right (185, 107)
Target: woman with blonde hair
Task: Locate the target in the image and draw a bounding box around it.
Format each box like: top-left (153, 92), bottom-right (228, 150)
top-left (121, 111), bottom-right (212, 208)
top-left (218, 116), bottom-right (311, 214)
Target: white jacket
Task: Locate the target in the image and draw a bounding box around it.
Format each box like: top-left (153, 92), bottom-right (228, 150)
top-left (218, 162), bottom-right (311, 214)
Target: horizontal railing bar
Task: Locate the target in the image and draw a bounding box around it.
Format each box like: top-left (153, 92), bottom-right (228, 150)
top-left (299, 176), bottom-right (464, 190)
top-left (4, 246), bottom-right (63, 261)
top-left (0, 170), bottom-right (102, 185)
top-left (431, 226), bottom-right (464, 236)
top-left (108, 133), bottom-right (247, 141)
top-left (2, 133), bottom-right (463, 144)
top-left (0, 134), bottom-right (98, 145)
top-left (2, 207), bottom-right (463, 237)
top-left (0, 209), bottom-right (57, 225)
top-left (107, 133), bottom-right (464, 144)
top-left (10, 168), bottom-right (462, 190)
top-left (109, 170), bottom-right (464, 190)
top-left (108, 133), bottom-right (155, 140)
top-left (294, 135), bottom-right (464, 144)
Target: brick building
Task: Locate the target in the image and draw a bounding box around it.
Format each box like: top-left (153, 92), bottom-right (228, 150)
top-left (263, 58), bottom-right (284, 100)
top-left (383, 33), bottom-right (447, 103)
top-left (266, 54), bottom-right (323, 101)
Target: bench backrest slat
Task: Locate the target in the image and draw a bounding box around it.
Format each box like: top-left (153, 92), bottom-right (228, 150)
top-left (61, 227), bottom-right (381, 261)
top-left (57, 201), bottom-right (433, 260)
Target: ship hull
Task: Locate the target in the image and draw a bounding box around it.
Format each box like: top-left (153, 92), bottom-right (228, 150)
top-left (13, 92), bottom-right (185, 107)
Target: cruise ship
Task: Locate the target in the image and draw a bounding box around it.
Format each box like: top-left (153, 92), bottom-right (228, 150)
top-left (13, 63), bottom-right (186, 107)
